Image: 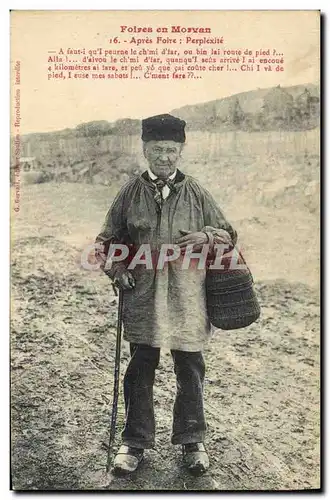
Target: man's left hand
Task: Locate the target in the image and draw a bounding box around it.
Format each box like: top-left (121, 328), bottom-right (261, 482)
top-left (175, 230), bottom-right (209, 251)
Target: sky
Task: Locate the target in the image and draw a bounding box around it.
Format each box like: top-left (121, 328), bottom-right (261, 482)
top-left (11, 10), bottom-right (320, 134)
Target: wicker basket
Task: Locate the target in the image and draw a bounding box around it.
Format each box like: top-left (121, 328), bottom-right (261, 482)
top-left (206, 250), bottom-right (260, 330)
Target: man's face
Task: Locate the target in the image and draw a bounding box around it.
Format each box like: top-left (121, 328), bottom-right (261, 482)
top-left (143, 140), bottom-right (183, 180)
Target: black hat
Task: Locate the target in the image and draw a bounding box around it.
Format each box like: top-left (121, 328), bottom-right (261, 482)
top-left (142, 114), bottom-right (186, 143)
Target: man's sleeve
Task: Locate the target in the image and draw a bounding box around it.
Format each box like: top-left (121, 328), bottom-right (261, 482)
top-left (200, 186), bottom-right (238, 247)
top-left (95, 184), bottom-right (131, 279)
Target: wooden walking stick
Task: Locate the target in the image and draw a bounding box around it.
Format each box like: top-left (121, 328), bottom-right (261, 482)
top-left (106, 285), bottom-right (124, 472)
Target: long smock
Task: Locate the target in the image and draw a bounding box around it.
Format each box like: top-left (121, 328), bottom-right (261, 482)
top-left (96, 171), bottom-right (237, 352)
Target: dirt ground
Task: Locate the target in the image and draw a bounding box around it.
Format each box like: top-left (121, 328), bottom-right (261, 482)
top-left (10, 182), bottom-right (320, 491)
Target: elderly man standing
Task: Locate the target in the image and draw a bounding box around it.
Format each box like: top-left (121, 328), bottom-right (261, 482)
top-left (96, 114), bottom-right (237, 475)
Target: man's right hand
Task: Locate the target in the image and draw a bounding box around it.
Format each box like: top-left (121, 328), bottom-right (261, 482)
top-left (112, 269), bottom-right (136, 290)
top-left (95, 242), bottom-right (135, 290)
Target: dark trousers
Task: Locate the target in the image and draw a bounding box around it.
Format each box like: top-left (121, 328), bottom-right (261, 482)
top-left (121, 343), bottom-right (207, 449)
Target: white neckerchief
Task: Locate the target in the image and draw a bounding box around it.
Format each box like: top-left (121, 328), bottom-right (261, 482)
top-left (148, 168), bottom-right (177, 200)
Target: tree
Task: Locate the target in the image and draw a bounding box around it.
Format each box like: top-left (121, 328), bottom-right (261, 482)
top-left (228, 97), bottom-right (245, 126)
top-left (262, 85), bottom-right (294, 129)
top-left (75, 120), bottom-right (114, 137)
